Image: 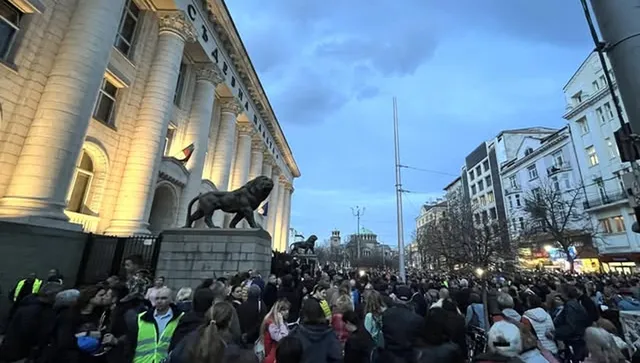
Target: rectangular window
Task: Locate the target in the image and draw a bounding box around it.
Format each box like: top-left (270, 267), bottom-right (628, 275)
top-left (92, 78), bottom-right (119, 125)
top-left (552, 151), bottom-right (564, 167)
top-left (509, 175), bottom-right (517, 188)
top-left (114, 0), bottom-right (140, 57)
top-left (604, 102), bottom-right (614, 119)
top-left (596, 107), bottom-right (605, 123)
top-left (577, 117), bottom-right (589, 134)
top-left (474, 214), bottom-right (481, 224)
top-left (174, 62), bottom-right (187, 106)
top-left (469, 170), bottom-right (475, 181)
top-left (612, 215), bottom-right (625, 233)
top-left (508, 196), bottom-right (513, 208)
top-left (592, 80), bottom-right (600, 91)
top-left (527, 165), bottom-right (538, 180)
top-left (586, 146), bottom-right (599, 166)
top-left (475, 166), bottom-right (481, 177)
top-left (483, 160), bottom-right (490, 172)
top-left (485, 175), bottom-right (492, 187)
top-left (563, 175), bottom-right (571, 189)
top-left (164, 126), bottom-right (176, 156)
top-left (552, 176), bottom-right (560, 191)
top-left (599, 218), bottom-right (612, 234)
top-left (0, 1), bottom-right (22, 60)
top-left (479, 195), bottom-right (486, 206)
top-left (487, 191), bottom-right (495, 203)
top-left (571, 92), bottom-right (583, 104)
top-left (489, 207), bottom-right (497, 219)
top-left (478, 180), bottom-right (484, 192)
top-left (481, 211), bottom-right (488, 223)
top-left (519, 217), bottom-right (525, 230)
top-left (515, 194), bottom-right (521, 207)
top-left (599, 75), bottom-right (606, 87)
top-left (605, 138), bottom-right (617, 159)
top-left (471, 184), bottom-right (477, 195)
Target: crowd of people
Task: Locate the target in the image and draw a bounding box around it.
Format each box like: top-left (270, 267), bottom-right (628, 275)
top-left (0, 254), bottom-right (639, 363)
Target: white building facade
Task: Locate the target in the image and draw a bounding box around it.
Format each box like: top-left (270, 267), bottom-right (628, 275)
top-left (0, 0), bottom-right (299, 251)
top-left (564, 52), bottom-right (638, 272)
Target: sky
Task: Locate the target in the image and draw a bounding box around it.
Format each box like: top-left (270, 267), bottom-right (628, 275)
top-left (225, 0), bottom-right (595, 247)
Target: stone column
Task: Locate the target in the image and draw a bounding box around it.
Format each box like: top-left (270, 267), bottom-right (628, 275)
top-left (261, 154), bottom-right (274, 226)
top-left (279, 182), bottom-right (293, 252)
top-left (266, 167), bottom-right (279, 240)
top-left (229, 124), bottom-right (253, 191)
top-left (0, 0), bottom-right (126, 223)
top-left (272, 176), bottom-right (287, 251)
top-left (106, 12), bottom-right (196, 235)
top-left (176, 64), bottom-right (223, 225)
top-left (210, 99), bottom-right (242, 191)
top-left (202, 102), bottom-right (221, 183)
top-left (248, 138), bottom-right (264, 181)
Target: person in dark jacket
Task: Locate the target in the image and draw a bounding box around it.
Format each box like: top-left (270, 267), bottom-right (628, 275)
top-left (288, 298), bottom-right (342, 363)
top-left (279, 275), bottom-right (302, 323)
top-left (410, 283), bottom-right (428, 318)
top-left (263, 274), bottom-right (279, 310)
top-left (554, 284), bottom-right (590, 362)
top-left (380, 285), bottom-right (424, 363)
top-left (0, 282), bottom-right (63, 362)
top-left (342, 310), bottom-right (374, 363)
top-left (276, 336), bottom-right (304, 363)
top-left (576, 283), bottom-right (599, 325)
top-left (237, 285), bottom-right (267, 345)
top-left (165, 301), bottom-right (256, 363)
top-left (169, 287), bottom-right (215, 351)
top-left (413, 307), bottom-right (465, 363)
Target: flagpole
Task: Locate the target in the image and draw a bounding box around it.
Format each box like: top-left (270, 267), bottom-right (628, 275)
top-left (393, 97), bottom-right (406, 282)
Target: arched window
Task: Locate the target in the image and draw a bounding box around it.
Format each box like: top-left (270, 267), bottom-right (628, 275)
top-left (67, 151), bottom-right (94, 213)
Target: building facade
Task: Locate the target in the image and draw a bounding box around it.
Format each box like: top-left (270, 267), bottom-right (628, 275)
top-left (0, 0), bottom-right (299, 251)
top-left (564, 52), bottom-right (639, 273)
top-left (415, 200), bottom-right (448, 232)
top-left (499, 127), bottom-right (599, 271)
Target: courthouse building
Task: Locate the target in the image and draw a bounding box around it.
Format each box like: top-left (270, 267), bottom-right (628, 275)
top-left (0, 0), bottom-right (299, 251)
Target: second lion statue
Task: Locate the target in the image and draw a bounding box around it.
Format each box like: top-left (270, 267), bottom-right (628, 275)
top-left (184, 175), bottom-right (274, 229)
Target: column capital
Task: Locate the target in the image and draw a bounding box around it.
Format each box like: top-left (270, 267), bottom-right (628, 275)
top-left (220, 98), bottom-right (243, 115)
top-left (194, 63), bottom-right (224, 85)
top-left (272, 166), bottom-right (281, 177)
top-left (251, 137), bottom-right (265, 153)
top-left (236, 123), bottom-right (255, 136)
top-left (263, 152), bottom-right (275, 165)
top-left (157, 11), bottom-right (197, 43)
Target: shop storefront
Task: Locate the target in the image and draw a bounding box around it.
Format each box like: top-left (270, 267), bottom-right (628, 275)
top-left (518, 245), bottom-right (601, 273)
top-left (600, 254), bottom-right (640, 274)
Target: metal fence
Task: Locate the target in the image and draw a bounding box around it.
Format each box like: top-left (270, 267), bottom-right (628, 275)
top-left (76, 234), bottom-right (163, 286)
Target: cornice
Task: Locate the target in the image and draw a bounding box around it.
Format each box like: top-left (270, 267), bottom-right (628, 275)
top-left (563, 82), bottom-right (617, 120)
top-left (204, 0), bottom-right (300, 178)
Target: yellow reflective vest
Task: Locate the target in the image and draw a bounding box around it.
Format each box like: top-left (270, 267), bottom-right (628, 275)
top-left (13, 278), bottom-right (42, 301)
top-left (133, 311), bottom-right (183, 363)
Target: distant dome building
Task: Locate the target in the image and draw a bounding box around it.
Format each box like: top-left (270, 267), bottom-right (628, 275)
top-left (346, 227), bottom-right (393, 259)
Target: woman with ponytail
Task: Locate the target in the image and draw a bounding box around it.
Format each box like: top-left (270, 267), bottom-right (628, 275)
top-left (165, 301), bottom-right (256, 363)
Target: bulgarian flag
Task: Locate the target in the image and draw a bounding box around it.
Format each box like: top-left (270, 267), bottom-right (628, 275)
top-left (176, 143), bottom-right (194, 163)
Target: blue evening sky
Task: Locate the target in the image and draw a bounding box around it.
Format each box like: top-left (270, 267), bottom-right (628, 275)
top-left (226, 1), bottom-right (594, 247)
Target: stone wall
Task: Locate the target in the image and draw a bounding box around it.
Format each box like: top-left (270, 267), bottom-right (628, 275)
top-left (156, 228), bottom-right (271, 289)
top-left (0, 221), bottom-right (87, 314)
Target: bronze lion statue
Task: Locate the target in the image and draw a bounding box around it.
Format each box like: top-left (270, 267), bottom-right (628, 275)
top-left (290, 235), bottom-right (317, 254)
top-left (184, 176), bottom-right (274, 229)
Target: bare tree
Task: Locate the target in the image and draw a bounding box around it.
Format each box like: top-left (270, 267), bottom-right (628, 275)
top-left (520, 181), bottom-right (593, 272)
top-left (417, 197), bottom-right (512, 271)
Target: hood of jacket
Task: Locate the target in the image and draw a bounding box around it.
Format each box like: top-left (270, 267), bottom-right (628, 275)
top-left (523, 307), bottom-right (549, 323)
top-left (295, 324), bottom-right (336, 343)
top-left (502, 308), bottom-right (521, 322)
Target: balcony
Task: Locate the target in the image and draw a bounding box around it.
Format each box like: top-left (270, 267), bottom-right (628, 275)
top-left (583, 192), bottom-right (628, 210)
top-left (547, 161), bottom-right (571, 176)
top-left (64, 211), bottom-right (100, 233)
top-left (504, 185), bottom-right (522, 195)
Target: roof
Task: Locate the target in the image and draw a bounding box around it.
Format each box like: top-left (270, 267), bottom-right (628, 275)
top-left (496, 127), bottom-right (558, 139)
top-left (213, 1), bottom-right (300, 177)
top-left (443, 176), bottom-right (462, 191)
top-left (360, 227), bottom-right (375, 235)
top-left (563, 51), bottom-right (597, 91)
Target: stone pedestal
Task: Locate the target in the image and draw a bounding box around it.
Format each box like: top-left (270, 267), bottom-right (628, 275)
top-left (156, 228), bottom-right (272, 289)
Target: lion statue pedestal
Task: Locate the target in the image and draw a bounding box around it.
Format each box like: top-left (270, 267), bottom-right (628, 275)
top-left (155, 227), bottom-right (272, 289)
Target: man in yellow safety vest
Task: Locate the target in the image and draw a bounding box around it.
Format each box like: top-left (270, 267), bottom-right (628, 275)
top-left (129, 287), bottom-right (183, 363)
top-left (10, 273), bottom-right (42, 303)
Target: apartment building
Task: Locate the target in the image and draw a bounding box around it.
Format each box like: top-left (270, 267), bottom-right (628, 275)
top-left (564, 52), bottom-right (638, 273)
